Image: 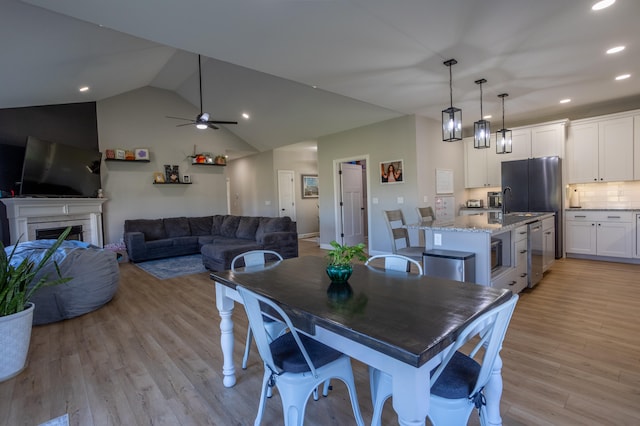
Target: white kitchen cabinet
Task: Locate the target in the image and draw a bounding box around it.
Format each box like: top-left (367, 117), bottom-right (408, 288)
top-left (567, 115), bottom-right (634, 183)
top-left (464, 137), bottom-right (501, 188)
top-left (634, 116), bottom-right (640, 180)
top-left (497, 121), bottom-right (566, 162)
top-left (513, 225), bottom-right (529, 292)
top-left (542, 216), bottom-right (555, 272)
top-left (565, 211), bottom-right (634, 258)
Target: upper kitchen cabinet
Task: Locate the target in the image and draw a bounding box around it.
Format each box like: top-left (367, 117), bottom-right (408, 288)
top-left (634, 115), bottom-right (640, 180)
top-left (567, 113), bottom-right (634, 183)
top-left (497, 121), bottom-right (566, 161)
top-left (464, 137), bottom-right (501, 188)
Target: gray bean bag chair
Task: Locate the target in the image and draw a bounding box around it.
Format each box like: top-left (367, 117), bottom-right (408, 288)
top-left (6, 240), bottom-right (119, 325)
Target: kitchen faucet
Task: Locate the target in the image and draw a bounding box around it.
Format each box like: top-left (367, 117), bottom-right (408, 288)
top-left (502, 186), bottom-right (512, 215)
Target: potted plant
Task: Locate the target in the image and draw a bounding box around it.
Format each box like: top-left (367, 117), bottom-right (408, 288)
top-left (0, 227), bottom-right (72, 382)
top-left (325, 240), bottom-right (367, 284)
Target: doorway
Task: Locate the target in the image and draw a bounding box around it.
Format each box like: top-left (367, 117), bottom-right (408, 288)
top-left (334, 156), bottom-right (369, 247)
top-left (277, 170), bottom-right (296, 221)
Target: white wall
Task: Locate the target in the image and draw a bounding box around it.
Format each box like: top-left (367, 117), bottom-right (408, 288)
top-left (97, 86), bottom-right (255, 244)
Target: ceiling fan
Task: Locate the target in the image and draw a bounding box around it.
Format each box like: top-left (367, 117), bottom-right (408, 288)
top-left (167, 55), bottom-right (238, 130)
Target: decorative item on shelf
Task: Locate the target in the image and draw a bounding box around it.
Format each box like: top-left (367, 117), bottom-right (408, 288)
top-left (214, 155), bottom-right (226, 165)
top-left (134, 148), bottom-right (149, 161)
top-left (105, 149), bottom-right (115, 159)
top-left (474, 78), bottom-right (490, 149)
top-left (164, 165), bottom-right (172, 182)
top-left (115, 149), bottom-right (126, 160)
top-left (442, 58), bottom-right (462, 142)
top-left (183, 175), bottom-right (191, 184)
top-left (0, 227), bottom-right (72, 382)
top-left (153, 172), bottom-right (165, 183)
top-left (325, 240), bottom-right (367, 284)
top-left (169, 165), bottom-right (180, 183)
top-left (125, 150), bottom-right (136, 160)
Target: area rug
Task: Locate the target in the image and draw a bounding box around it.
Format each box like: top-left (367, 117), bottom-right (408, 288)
top-left (135, 254), bottom-right (207, 279)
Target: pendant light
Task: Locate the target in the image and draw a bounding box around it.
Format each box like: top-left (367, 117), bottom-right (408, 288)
top-left (496, 93), bottom-right (512, 154)
top-left (442, 59), bottom-right (462, 142)
top-left (474, 79), bottom-right (490, 149)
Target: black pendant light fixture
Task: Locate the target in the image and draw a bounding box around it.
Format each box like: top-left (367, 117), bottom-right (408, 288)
top-left (496, 93), bottom-right (512, 154)
top-left (442, 59), bottom-right (462, 142)
top-left (473, 79), bottom-right (490, 149)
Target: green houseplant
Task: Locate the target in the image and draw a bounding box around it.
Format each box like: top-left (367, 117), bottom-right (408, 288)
top-left (0, 227), bottom-right (72, 381)
top-left (325, 240), bottom-right (367, 284)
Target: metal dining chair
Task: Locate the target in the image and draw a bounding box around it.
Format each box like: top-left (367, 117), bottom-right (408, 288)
top-left (236, 285), bottom-right (365, 426)
top-left (231, 250), bottom-right (285, 370)
top-left (365, 254), bottom-right (423, 275)
top-left (382, 209), bottom-right (425, 264)
top-left (369, 294), bottom-right (519, 426)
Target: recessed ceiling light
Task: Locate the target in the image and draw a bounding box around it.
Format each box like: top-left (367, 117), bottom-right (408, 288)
top-left (615, 74), bottom-right (631, 80)
top-left (560, 98), bottom-right (571, 104)
top-left (242, 112), bottom-right (250, 119)
top-left (483, 115), bottom-right (492, 120)
top-left (311, 85), bottom-right (318, 89)
top-left (592, 0), bottom-right (615, 11)
top-left (79, 86), bottom-right (90, 92)
top-left (606, 45), bottom-right (625, 54)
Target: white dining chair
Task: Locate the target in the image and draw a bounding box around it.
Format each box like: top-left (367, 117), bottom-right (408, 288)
top-left (369, 294), bottom-right (519, 426)
top-left (236, 285), bottom-right (365, 426)
top-left (231, 250), bottom-right (285, 370)
top-left (365, 254), bottom-right (423, 275)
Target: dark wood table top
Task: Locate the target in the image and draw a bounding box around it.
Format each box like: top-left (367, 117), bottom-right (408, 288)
top-left (211, 256), bottom-right (512, 368)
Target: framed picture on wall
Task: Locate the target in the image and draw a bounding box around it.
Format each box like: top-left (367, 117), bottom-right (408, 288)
top-left (380, 159), bottom-right (404, 184)
top-left (302, 174), bottom-right (319, 198)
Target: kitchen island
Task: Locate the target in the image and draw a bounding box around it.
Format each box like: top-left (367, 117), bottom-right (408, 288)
top-left (407, 211), bottom-right (555, 292)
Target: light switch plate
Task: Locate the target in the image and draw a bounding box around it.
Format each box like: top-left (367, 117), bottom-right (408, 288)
top-left (397, 196), bottom-right (404, 204)
top-left (434, 233), bottom-right (442, 246)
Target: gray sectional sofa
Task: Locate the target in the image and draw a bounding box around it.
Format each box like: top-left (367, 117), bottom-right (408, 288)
top-left (123, 215), bottom-right (298, 271)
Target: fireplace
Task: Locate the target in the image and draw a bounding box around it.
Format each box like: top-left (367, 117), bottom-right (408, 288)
top-left (0, 198), bottom-right (106, 246)
top-left (36, 225), bottom-right (84, 241)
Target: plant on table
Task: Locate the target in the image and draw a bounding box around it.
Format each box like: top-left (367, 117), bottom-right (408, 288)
top-left (325, 240), bottom-right (367, 284)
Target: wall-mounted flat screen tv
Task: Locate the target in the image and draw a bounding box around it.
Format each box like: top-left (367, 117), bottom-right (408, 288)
top-left (19, 136), bottom-right (102, 198)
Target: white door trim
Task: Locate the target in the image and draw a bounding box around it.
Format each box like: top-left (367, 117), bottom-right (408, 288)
top-left (332, 155), bottom-right (370, 246)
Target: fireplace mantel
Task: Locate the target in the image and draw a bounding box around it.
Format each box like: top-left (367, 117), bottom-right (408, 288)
top-left (1, 198), bottom-right (107, 246)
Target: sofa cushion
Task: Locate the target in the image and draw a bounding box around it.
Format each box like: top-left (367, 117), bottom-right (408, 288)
top-left (211, 215), bottom-right (225, 236)
top-left (221, 215), bottom-right (241, 237)
top-left (236, 216), bottom-right (260, 240)
top-left (125, 219), bottom-right (166, 241)
top-left (172, 236), bottom-right (199, 247)
top-left (256, 216), bottom-right (292, 241)
top-left (189, 216), bottom-right (213, 236)
top-left (145, 239), bottom-right (174, 249)
top-left (164, 217), bottom-right (191, 238)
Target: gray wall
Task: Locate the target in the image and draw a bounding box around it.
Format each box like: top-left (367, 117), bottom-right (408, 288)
top-left (97, 86), bottom-right (255, 244)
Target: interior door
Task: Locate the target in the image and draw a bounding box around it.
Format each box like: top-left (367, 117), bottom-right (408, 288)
top-left (277, 170), bottom-right (296, 220)
top-left (340, 163), bottom-right (364, 246)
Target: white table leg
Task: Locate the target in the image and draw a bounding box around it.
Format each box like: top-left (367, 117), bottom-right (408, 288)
top-left (215, 284), bottom-right (236, 388)
top-left (391, 364), bottom-right (430, 426)
top-left (483, 353), bottom-right (504, 426)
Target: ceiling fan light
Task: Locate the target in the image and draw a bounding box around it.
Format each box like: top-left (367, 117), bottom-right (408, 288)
top-left (196, 123), bottom-right (208, 130)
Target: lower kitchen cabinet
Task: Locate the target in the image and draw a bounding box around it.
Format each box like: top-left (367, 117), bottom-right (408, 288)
top-left (542, 216), bottom-right (555, 271)
top-left (565, 211), bottom-right (634, 259)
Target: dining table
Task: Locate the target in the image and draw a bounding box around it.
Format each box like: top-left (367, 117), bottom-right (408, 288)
top-left (211, 255), bottom-right (512, 426)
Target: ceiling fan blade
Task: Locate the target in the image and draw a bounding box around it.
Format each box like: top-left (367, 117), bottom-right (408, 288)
top-left (166, 116), bottom-right (192, 121)
top-left (208, 123), bottom-right (220, 130)
top-left (208, 120), bottom-right (238, 125)
top-left (176, 123), bottom-right (194, 127)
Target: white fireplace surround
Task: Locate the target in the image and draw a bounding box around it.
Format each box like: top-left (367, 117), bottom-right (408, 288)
top-left (1, 198), bottom-right (106, 247)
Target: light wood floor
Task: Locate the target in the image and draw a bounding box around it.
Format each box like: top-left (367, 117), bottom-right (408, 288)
top-left (2, 240), bottom-right (640, 425)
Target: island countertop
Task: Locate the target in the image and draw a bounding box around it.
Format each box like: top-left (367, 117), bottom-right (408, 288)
top-left (406, 211), bottom-right (555, 235)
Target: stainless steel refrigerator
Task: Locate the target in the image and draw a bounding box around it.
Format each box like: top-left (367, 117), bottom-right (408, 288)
top-left (501, 156), bottom-right (563, 259)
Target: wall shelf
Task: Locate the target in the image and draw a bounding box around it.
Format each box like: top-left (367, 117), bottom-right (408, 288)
top-left (153, 182), bottom-right (192, 185)
top-left (105, 158), bottom-right (150, 163)
top-left (191, 162), bottom-right (226, 167)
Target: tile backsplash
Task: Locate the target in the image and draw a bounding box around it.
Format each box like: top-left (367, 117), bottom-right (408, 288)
top-left (568, 181), bottom-right (640, 209)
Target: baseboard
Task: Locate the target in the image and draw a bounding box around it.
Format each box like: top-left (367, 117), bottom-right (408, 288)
top-left (298, 232), bottom-right (319, 239)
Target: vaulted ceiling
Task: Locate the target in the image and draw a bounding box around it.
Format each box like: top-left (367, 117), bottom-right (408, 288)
top-left (4, 0), bottom-right (640, 152)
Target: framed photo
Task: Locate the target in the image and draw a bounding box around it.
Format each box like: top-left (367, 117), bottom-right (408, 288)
top-left (153, 172), bottom-right (165, 183)
top-left (301, 174), bottom-right (319, 198)
top-left (135, 148), bottom-right (149, 161)
top-left (380, 160), bottom-right (404, 184)
top-left (183, 174), bottom-right (191, 183)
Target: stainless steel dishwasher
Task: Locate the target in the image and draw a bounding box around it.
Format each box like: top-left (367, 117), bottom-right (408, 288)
top-left (528, 220), bottom-right (543, 287)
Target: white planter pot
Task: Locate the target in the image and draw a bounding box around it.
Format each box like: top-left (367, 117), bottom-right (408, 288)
top-left (0, 302), bottom-right (34, 382)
